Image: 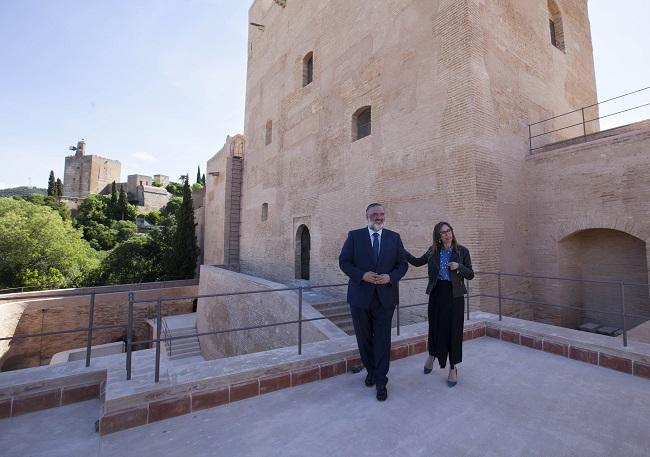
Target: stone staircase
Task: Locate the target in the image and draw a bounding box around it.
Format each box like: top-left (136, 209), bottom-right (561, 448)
top-left (310, 301), bottom-right (354, 335)
top-left (160, 314), bottom-right (202, 360)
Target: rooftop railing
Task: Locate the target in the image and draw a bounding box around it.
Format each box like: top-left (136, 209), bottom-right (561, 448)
top-left (1, 272), bottom-right (648, 383)
top-left (528, 86), bottom-right (650, 153)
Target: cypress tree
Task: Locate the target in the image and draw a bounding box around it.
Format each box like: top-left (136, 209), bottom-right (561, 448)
top-left (118, 185), bottom-right (128, 221)
top-left (110, 181), bottom-right (118, 219)
top-left (55, 178), bottom-right (64, 197)
top-left (202, 173), bottom-right (206, 186)
top-left (169, 175), bottom-right (199, 279)
top-left (47, 171), bottom-right (56, 196)
top-left (196, 166), bottom-right (201, 184)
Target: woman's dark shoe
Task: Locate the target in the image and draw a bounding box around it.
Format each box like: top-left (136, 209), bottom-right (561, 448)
top-left (447, 367), bottom-right (458, 387)
top-left (423, 355), bottom-right (434, 374)
top-left (364, 373), bottom-right (375, 387)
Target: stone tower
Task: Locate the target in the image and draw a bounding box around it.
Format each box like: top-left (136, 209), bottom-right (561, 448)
top-left (229, 0), bottom-right (597, 287)
top-left (63, 140), bottom-right (122, 198)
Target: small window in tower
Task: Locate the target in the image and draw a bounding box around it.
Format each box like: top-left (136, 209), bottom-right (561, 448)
top-left (548, 0), bottom-right (565, 52)
top-left (265, 120), bottom-right (273, 145)
top-left (261, 203), bottom-right (268, 221)
top-left (549, 20), bottom-right (557, 48)
top-left (303, 52), bottom-right (313, 87)
top-left (352, 106), bottom-right (372, 141)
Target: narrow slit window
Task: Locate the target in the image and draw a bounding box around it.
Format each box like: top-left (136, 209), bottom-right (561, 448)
top-left (265, 120), bottom-right (273, 145)
top-left (303, 52), bottom-right (313, 87)
top-left (261, 203), bottom-right (268, 221)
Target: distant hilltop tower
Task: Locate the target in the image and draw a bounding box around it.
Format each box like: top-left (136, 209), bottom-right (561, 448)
top-left (63, 139), bottom-right (121, 198)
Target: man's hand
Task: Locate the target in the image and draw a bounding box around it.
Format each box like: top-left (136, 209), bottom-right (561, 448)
top-left (374, 274), bottom-right (391, 285)
top-left (362, 272), bottom-right (378, 283)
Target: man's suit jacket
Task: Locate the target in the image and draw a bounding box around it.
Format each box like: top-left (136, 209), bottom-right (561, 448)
top-left (339, 228), bottom-right (408, 308)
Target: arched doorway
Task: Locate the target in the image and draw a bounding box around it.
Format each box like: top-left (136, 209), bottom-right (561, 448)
top-left (558, 229), bottom-right (649, 329)
top-left (295, 225), bottom-right (310, 280)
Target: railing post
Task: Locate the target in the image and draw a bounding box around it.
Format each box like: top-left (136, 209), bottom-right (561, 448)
top-left (466, 280), bottom-right (470, 321)
top-left (497, 273), bottom-right (502, 321)
top-left (126, 291), bottom-right (134, 380)
top-left (396, 302), bottom-right (400, 336)
top-left (155, 299), bottom-right (162, 383)
top-left (620, 282), bottom-right (627, 347)
top-left (581, 107), bottom-right (587, 137)
top-left (528, 124), bottom-right (533, 153)
top-left (85, 292), bottom-right (96, 367)
top-left (298, 287), bottom-right (303, 355)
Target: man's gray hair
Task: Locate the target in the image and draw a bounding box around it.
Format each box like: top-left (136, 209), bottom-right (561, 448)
top-left (366, 203), bottom-right (384, 214)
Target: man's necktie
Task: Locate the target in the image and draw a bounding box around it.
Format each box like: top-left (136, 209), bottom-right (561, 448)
top-left (372, 232), bottom-right (380, 261)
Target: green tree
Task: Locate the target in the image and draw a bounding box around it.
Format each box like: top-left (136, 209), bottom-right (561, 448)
top-left (55, 178), bottom-right (63, 197)
top-left (117, 185), bottom-right (129, 221)
top-left (168, 176), bottom-right (199, 279)
top-left (82, 220), bottom-right (117, 250)
top-left (112, 220), bottom-right (137, 243)
top-left (191, 182), bottom-right (204, 193)
top-left (0, 198), bottom-right (101, 289)
top-left (165, 181), bottom-right (183, 197)
top-left (202, 173), bottom-right (206, 185)
top-left (110, 181), bottom-right (118, 219)
top-left (95, 236), bottom-right (164, 285)
top-left (143, 210), bottom-right (162, 225)
top-left (76, 194), bottom-right (112, 227)
top-left (162, 196), bottom-right (182, 217)
top-left (47, 171), bottom-right (56, 196)
top-left (22, 194), bottom-right (70, 221)
top-left (196, 166), bottom-right (202, 184)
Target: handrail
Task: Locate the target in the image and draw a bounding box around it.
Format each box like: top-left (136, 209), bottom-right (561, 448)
top-left (2, 271), bottom-right (649, 382)
top-left (528, 85), bottom-right (650, 152)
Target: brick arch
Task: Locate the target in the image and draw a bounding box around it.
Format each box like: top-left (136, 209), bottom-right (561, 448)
top-left (554, 215), bottom-right (646, 244)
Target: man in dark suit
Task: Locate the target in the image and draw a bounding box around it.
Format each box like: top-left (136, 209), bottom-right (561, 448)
top-left (339, 203), bottom-right (408, 401)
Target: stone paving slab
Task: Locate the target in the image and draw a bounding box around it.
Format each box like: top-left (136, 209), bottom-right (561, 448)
top-left (2, 337), bottom-right (649, 456)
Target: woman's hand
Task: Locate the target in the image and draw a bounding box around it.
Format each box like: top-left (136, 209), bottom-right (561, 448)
top-left (447, 262), bottom-right (459, 271)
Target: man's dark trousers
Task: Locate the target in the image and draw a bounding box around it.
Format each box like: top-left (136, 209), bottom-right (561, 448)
top-left (350, 290), bottom-right (395, 387)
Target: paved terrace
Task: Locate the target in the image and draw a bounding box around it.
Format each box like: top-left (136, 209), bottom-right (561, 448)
top-left (2, 336), bottom-right (649, 457)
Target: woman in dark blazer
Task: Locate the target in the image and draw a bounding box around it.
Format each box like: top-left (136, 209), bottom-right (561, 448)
top-left (405, 221), bottom-right (473, 386)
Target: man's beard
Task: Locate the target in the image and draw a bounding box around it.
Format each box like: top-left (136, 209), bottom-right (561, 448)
top-left (368, 221), bottom-right (384, 231)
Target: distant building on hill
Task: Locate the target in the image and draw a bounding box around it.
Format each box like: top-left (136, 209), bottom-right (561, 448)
top-left (63, 139), bottom-right (121, 199)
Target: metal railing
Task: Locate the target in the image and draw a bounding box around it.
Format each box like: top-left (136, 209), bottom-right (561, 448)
top-left (528, 86), bottom-right (650, 153)
top-left (2, 272), bottom-right (649, 384)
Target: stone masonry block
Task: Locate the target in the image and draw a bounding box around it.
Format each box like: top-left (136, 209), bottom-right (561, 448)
top-left (319, 361), bottom-right (346, 380)
top-left (390, 344), bottom-right (409, 361)
top-left (100, 407), bottom-right (148, 435)
top-left (291, 367), bottom-right (320, 386)
top-left (501, 330), bottom-right (520, 345)
top-left (599, 353), bottom-right (633, 374)
top-left (542, 340), bottom-right (568, 357)
top-left (409, 340), bottom-right (427, 355)
top-left (260, 372), bottom-right (291, 394)
top-left (520, 335), bottom-right (542, 350)
top-left (61, 384), bottom-right (100, 405)
top-left (569, 346), bottom-right (598, 365)
top-left (230, 380), bottom-right (260, 402)
top-left (486, 326), bottom-right (501, 339)
top-left (633, 362), bottom-right (650, 379)
top-left (0, 399), bottom-right (10, 419)
top-left (191, 387), bottom-right (229, 411)
top-left (149, 396), bottom-right (191, 423)
top-left (12, 389), bottom-right (61, 416)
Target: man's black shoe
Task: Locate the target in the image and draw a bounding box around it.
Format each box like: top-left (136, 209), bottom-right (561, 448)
top-left (376, 385), bottom-right (388, 401)
top-left (364, 373), bottom-right (375, 387)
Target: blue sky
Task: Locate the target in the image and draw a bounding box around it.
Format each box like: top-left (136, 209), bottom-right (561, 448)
top-left (0, 0), bottom-right (648, 189)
